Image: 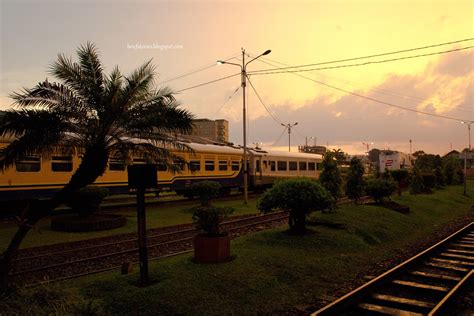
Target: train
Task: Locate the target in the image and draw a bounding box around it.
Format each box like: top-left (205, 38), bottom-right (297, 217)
top-left (0, 138), bottom-right (323, 202)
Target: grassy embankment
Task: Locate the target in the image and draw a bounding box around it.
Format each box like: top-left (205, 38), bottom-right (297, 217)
top-left (4, 182), bottom-right (471, 315)
top-left (0, 198), bottom-right (258, 250)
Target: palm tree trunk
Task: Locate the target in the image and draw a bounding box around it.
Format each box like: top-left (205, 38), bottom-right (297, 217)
top-left (0, 147), bottom-right (108, 291)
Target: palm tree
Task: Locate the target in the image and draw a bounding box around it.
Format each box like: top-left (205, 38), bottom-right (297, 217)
top-left (0, 43), bottom-right (194, 289)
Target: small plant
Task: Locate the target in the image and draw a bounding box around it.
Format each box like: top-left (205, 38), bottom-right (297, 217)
top-left (258, 178), bottom-right (333, 234)
top-left (365, 178), bottom-right (396, 204)
top-left (66, 186), bottom-right (109, 217)
top-left (192, 206), bottom-right (233, 236)
top-left (190, 181), bottom-right (233, 236)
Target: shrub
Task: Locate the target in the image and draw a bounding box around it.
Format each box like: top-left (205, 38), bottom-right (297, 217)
top-left (320, 152), bottom-right (342, 199)
top-left (365, 178), bottom-right (396, 204)
top-left (192, 206), bottom-right (234, 236)
top-left (390, 169), bottom-right (409, 196)
top-left (410, 167), bottom-right (425, 195)
top-left (258, 178), bottom-right (333, 234)
top-left (434, 166), bottom-right (446, 187)
top-left (190, 181), bottom-right (221, 206)
top-left (422, 173), bottom-right (436, 191)
top-left (66, 186), bottom-right (109, 217)
top-left (345, 158), bottom-right (365, 203)
top-left (456, 168), bottom-right (465, 185)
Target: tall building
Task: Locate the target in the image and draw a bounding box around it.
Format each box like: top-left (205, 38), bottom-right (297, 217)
top-left (191, 119), bottom-right (229, 143)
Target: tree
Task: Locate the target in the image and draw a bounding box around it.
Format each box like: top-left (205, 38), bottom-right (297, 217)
top-left (390, 169), bottom-right (409, 196)
top-left (368, 148), bottom-right (381, 163)
top-left (332, 148), bottom-right (346, 165)
top-left (0, 43), bottom-right (194, 290)
top-left (258, 178), bottom-right (332, 234)
top-left (413, 150), bottom-right (425, 158)
top-left (345, 157), bottom-right (365, 203)
top-left (320, 151), bottom-right (342, 199)
top-left (365, 179), bottom-right (396, 204)
top-left (443, 156), bottom-right (461, 185)
top-left (415, 153), bottom-right (437, 173)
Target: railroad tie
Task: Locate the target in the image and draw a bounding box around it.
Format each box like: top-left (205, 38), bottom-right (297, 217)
top-left (409, 271), bottom-right (462, 282)
top-left (446, 248), bottom-right (474, 255)
top-left (372, 293), bottom-right (436, 309)
top-left (432, 257), bottom-right (474, 267)
top-left (392, 280), bottom-right (449, 292)
top-left (439, 252), bottom-right (474, 261)
top-left (358, 303), bottom-right (424, 316)
top-left (424, 261), bottom-right (469, 272)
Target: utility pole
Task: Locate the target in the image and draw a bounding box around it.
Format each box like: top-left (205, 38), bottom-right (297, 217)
top-left (218, 48), bottom-right (271, 204)
top-left (281, 122), bottom-right (298, 152)
top-left (462, 121), bottom-right (472, 196)
top-left (409, 139), bottom-right (412, 155)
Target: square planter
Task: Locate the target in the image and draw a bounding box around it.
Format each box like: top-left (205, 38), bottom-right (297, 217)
top-left (194, 234), bottom-right (230, 263)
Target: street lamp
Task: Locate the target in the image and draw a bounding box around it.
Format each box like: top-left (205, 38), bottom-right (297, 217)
top-left (461, 121), bottom-right (472, 196)
top-left (282, 122), bottom-right (298, 152)
top-left (362, 142), bottom-right (374, 155)
top-left (217, 48), bottom-right (271, 204)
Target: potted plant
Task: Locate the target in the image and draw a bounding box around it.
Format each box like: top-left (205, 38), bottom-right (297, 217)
top-left (191, 181), bottom-right (233, 263)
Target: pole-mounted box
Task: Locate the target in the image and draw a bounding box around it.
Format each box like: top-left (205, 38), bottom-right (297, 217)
top-left (127, 164), bottom-right (158, 189)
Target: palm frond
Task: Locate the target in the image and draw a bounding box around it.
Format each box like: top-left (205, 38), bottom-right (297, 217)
top-left (76, 42), bottom-right (104, 110)
top-left (121, 59), bottom-right (156, 110)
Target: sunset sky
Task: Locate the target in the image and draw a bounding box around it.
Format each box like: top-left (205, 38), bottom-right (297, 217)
top-left (1, 0), bottom-right (473, 154)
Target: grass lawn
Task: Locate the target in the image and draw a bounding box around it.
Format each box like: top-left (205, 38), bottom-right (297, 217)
top-left (47, 183), bottom-right (474, 315)
top-left (0, 198), bottom-right (259, 250)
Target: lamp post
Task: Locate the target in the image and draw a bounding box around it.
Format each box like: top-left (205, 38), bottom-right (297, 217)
top-left (282, 122), bottom-right (298, 152)
top-left (218, 48), bottom-right (271, 204)
top-left (461, 121), bottom-right (472, 196)
top-left (362, 142), bottom-right (374, 155)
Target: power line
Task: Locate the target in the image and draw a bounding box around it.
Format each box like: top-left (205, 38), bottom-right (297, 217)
top-left (215, 86), bottom-right (240, 115)
top-left (251, 53), bottom-right (474, 114)
top-left (272, 127), bottom-right (288, 146)
top-left (160, 54), bottom-right (239, 84)
top-left (176, 73), bottom-right (240, 93)
top-left (249, 37), bottom-right (473, 73)
top-left (249, 46), bottom-right (474, 75)
top-left (247, 54), bottom-right (470, 123)
top-left (245, 75), bottom-right (283, 125)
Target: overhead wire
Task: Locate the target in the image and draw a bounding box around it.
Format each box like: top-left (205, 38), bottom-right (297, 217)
top-left (245, 75), bottom-right (283, 125)
top-left (271, 126), bottom-right (288, 147)
top-left (176, 73), bottom-right (240, 93)
top-left (248, 37), bottom-right (473, 73)
top-left (215, 86), bottom-right (240, 115)
top-left (248, 46), bottom-right (474, 75)
top-left (246, 53), bottom-right (471, 123)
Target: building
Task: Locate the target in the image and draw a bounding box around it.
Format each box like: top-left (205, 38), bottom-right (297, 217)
top-left (191, 119), bottom-right (229, 143)
top-left (379, 150), bottom-right (414, 172)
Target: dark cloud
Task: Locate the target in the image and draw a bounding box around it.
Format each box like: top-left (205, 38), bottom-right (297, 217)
top-left (435, 49), bottom-right (473, 77)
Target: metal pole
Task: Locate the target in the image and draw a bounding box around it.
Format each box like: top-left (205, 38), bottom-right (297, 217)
top-left (468, 123), bottom-right (471, 151)
top-left (136, 186), bottom-right (149, 285)
top-left (464, 151), bottom-right (467, 196)
top-left (241, 49), bottom-right (248, 204)
top-left (288, 125), bottom-right (291, 152)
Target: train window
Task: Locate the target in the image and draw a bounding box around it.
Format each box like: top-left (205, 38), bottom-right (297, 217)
top-left (299, 161), bottom-right (307, 171)
top-left (173, 158), bottom-right (185, 171)
top-left (289, 161), bottom-right (297, 171)
top-left (256, 159), bottom-right (261, 172)
top-left (308, 162), bottom-right (316, 170)
top-left (219, 160), bottom-right (227, 171)
top-left (231, 161), bottom-right (240, 171)
top-left (189, 160), bottom-right (201, 172)
top-left (15, 156), bottom-right (41, 172)
top-left (270, 161), bottom-right (276, 171)
top-left (109, 157), bottom-right (125, 171)
top-left (52, 156), bottom-right (73, 172)
top-left (277, 161), bottom-right (287, 171)
top-left (156, 162), bottom-right (168, 172)
top-left (205, 160), bottom-right (215, 171)
top-left (263, 160), bottom-right (268, 169)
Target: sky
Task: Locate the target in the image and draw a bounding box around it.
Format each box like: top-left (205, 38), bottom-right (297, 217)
top-left (1, 0), bottom-right (473, 155)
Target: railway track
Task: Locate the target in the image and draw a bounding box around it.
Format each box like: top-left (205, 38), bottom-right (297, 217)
top-left (313, 221), bottom-right (474, 316)
top-left (10, 212), bottom-right (289, 286)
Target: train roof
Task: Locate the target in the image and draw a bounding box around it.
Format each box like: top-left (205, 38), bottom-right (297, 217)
top-left (249, 148), bottom-right (323, 159)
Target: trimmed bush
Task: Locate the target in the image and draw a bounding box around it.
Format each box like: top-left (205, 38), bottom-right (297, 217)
top-left (320, 152), bottom-right (342, 199)
top-left (66, 186), bottom-right (109, 217)
top-left (410, 167), bottom-right (425, 195)
top-left (365, 179), bottom-right (396, 204)
top-left (190, 181), bottom-right (221, 206)
top-left (391, 169), bottom-right (409, 196)
top-left (258, 178), bottom-right (333, 234)
top-left (345, 157), bottom-right (365, 203)
top-left (422, 173), bottom-right (436, 192)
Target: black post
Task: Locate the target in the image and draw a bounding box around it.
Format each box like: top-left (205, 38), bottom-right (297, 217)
top-left (136, 185), bottom-right (149, 286)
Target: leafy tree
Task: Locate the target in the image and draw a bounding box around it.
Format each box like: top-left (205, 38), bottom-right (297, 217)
top-left (368, 148), bottom-right (381, 163)
top-left (413, 150), bottom-right (425, 158)
top-left (434, 166), bottom-right (446, 187)
top-left (410, 167), bottom-right (425, 195)
top-left (0, 43), bottom-right (194, 290)
top-left (391, 169), bottom-right (409, 196)
top-left (415, 153), bottom-right (437, 173)
top-left (320, 151), bottom-right (342, 199)
top-left (190, 181), bottom-right (221, 206)
top-left (345, 157), bottom-right (365, 203)
top-left (258, 178), bottom-right (332, 234)
top-left (332, 148), bottom-right (346, 165)
top-left (444, 156), bottom-right (460, 185)
top-left (365, 179), bottom-right (396, 204)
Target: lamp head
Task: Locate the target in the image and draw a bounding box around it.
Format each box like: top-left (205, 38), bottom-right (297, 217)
top-left (217, 60), bottom-right (225, 65)
top-left (262, 49), bottom-right (271, 56)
